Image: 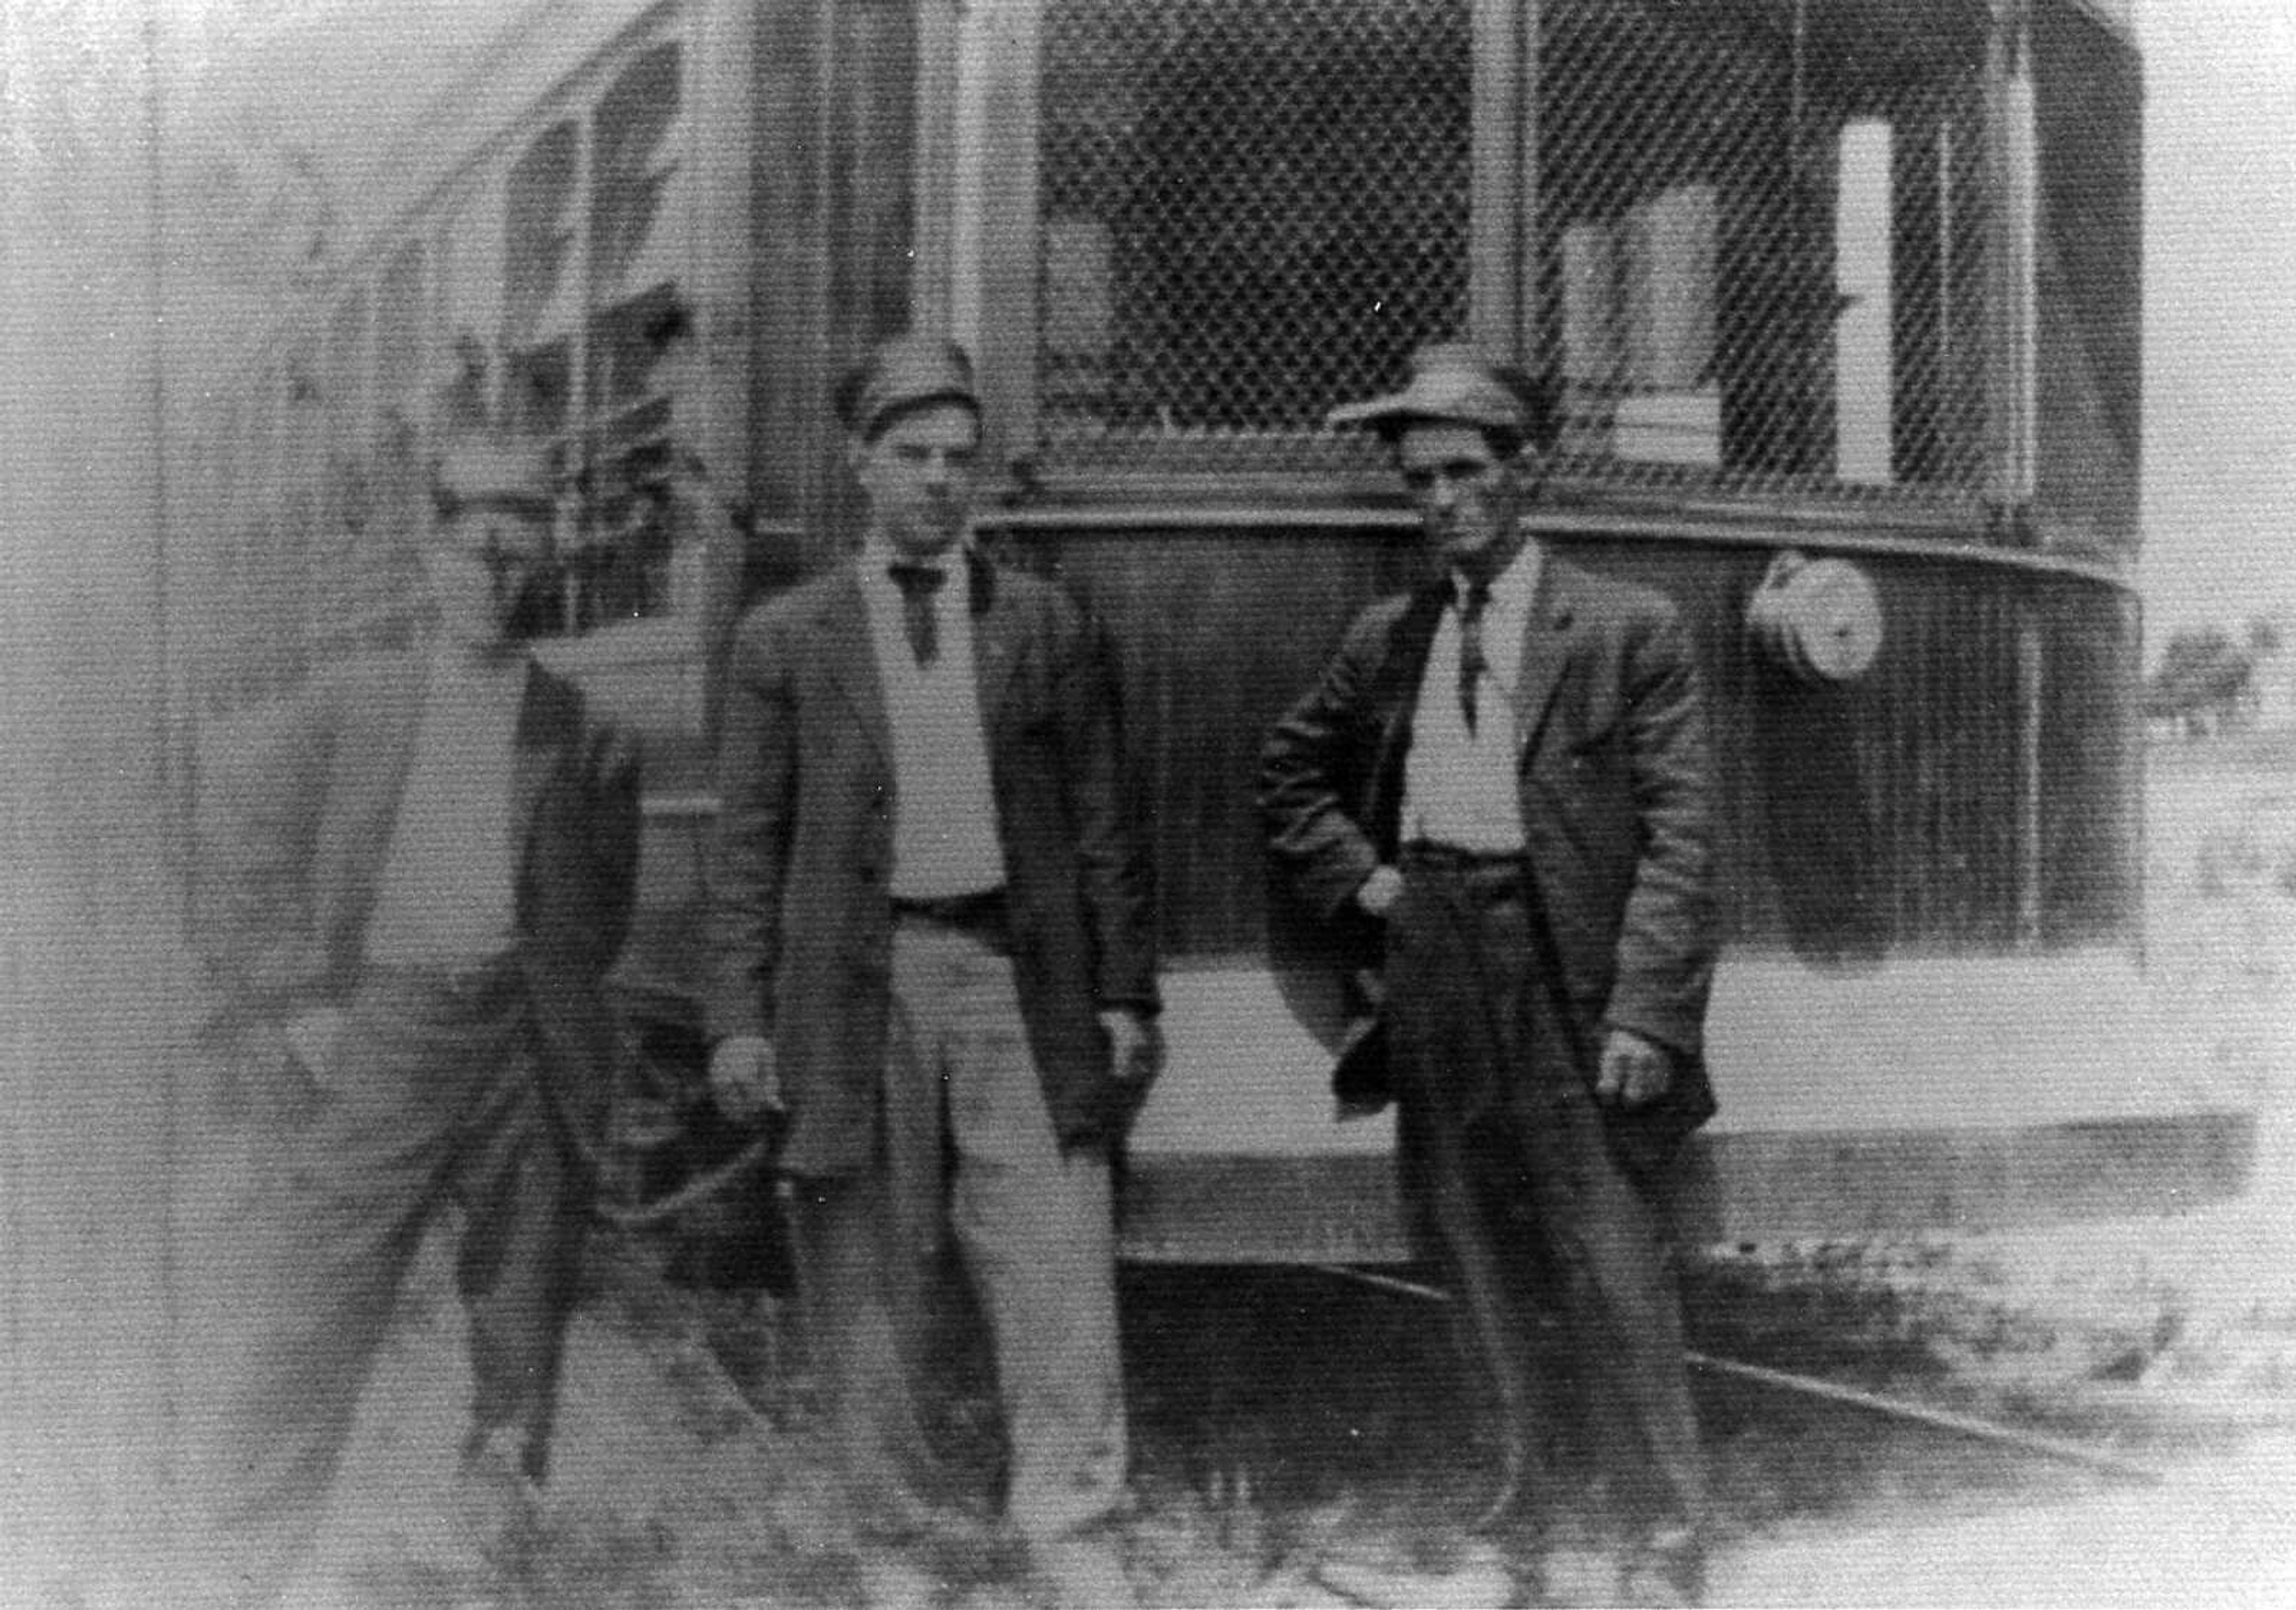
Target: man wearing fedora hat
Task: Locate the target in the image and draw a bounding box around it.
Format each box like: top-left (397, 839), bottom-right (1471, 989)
top-left (704, 334), bottom-right (1160, 1606)
top-left (191, 431), bottom-right (640, 1599)
top-left (1260, 344), bottom-right (1718, 1603)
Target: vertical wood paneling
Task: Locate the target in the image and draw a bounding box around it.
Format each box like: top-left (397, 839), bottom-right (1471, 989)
top-left (1036, 528), bottom-right (1419, 958)
top-left (746, 0), bottom-right (919, 571)
top-left (2039, 583), bottom-right (2139, 943)
top-left (1019, 520), bottom-right (2138, 967)
top-left (745, 0), bottom-right (828, 545)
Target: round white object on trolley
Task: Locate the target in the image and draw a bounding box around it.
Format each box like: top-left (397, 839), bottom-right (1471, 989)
top-left (1748, 551), bottom-right (1885, 682)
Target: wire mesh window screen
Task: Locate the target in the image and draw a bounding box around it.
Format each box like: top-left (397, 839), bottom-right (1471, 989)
top-left (1538, 0), bottom-right (1994, 497)
top-left (1036, 0), bottom-right (1471, 471)
top-left (1032, 0), bottom-right (1995, 500)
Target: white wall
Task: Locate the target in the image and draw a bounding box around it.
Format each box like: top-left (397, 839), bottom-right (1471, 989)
top-left (2, 4), bottom-right (205, 1597)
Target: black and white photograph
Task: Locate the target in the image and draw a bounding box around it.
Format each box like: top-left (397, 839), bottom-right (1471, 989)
top-left (3, 1), bottom-right (2293, 1605)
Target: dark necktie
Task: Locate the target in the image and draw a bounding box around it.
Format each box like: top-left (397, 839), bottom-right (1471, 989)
top-left (1458, 578), bottom-right (1491, 734)
top-left (888, 560), bottom-right (946, 664)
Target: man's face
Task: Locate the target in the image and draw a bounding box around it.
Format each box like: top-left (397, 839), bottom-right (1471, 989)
top-left (849, 401), bottom-right (981, 560)
top-left (422, 499), bottom-right (554, 651)
top-left (1396, 420), bottom-right (1528, 581)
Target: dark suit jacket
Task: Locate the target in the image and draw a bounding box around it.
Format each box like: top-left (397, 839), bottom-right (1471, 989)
top-left (704, 551), bottom-right (1159, 1178)
top-left (197, 650), bottom-right (642, 1139)
top-left (1259, 552), bottom-right (1720, 1161)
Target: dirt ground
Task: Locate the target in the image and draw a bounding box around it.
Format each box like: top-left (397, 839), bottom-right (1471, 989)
top-left (144, 734), bottom-right (2288, 1610)
top-left (25, 735), bottom-right (2286, 1610)
top-left (199, 1190), bottom-right (2296, 1609)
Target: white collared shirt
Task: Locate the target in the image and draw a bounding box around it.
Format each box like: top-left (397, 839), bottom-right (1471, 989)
top-left (857, 536), bottom-right (1007, 899)
top-left (1400, 539), bottom-right (1543, 853)
top-left (363, 644), bottom-right (527, 969)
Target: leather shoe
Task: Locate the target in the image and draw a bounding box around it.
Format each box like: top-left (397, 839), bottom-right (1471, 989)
top-left (856, 1554), bottom-right (945, 1610)
top-left (1031, 1531), bottom-right (1134, 1610)
top-left (453, 1423), bottom-right (543, 1547)
top-left (1620, 1527), bottom-right (1707, 1608)
top-left (1314, 1542), bottom-right (1525, 1608)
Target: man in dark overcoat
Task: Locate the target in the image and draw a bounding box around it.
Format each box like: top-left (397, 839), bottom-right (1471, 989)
top-left (1259, 343), bottom-right (1719, 1605)
top-left (191, 434), bottom-right (641, 1600)
top-left (703, 335), bottom-right (1161, 1608)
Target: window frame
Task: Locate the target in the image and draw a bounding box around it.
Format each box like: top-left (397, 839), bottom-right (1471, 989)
top-left (934, 0), bottom-right (1525, 496)
top-left (926, 0), bottom-right (2050, 524)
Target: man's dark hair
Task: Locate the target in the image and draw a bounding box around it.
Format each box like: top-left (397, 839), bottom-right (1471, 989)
top-left (830, 361), bottom-right (877, 439)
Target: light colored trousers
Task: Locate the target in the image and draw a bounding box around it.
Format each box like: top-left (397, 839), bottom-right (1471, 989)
top-left (787, 913), bottom-right (1127, 1548)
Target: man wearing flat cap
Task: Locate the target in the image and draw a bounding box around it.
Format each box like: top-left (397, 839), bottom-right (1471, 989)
top-left (191, 432), bottom-right (641, 1599)
top-left (704, 334), bottom-right (1161, 1606)
top-left (1260, 344), bottom-right (1718, 1603)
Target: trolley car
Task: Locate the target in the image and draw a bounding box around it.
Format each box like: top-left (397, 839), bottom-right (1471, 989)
top-left (163, 0), bottom-right (2244, 1261)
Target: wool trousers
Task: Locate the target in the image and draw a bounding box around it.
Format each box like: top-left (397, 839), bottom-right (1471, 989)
top-left (787, 911), bottom-right (1127, 1550)
top-left (1387, 846), bottom-right (1705, 1547)
top-left (202, 960), bottom-right (584, 1590)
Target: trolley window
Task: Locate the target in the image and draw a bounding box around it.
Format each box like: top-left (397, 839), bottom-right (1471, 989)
top-left (962, 0), bottom-right (2013, 508)
top-left (218, 21), bottom-right (696, 662)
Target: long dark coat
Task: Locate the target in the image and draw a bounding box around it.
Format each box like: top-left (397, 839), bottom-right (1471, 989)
top-left (196, 650), bottom-right (643, 1143)
top-left (703, 552), bottom-right (1159, 1178)
top-left (1259, 552), bottom-right (1720, 1184)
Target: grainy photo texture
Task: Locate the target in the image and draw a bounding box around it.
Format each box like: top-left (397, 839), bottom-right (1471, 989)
top-left (4, 2), bottom-right (2294, 1606)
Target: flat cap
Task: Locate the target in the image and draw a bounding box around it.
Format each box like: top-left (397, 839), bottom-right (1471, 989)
top-left (1326, 341), bottom-right (1553, 446)
top-left (837, 334), bottom-right (981, 441)
top-left (435, 434), bottom-right (555, 517)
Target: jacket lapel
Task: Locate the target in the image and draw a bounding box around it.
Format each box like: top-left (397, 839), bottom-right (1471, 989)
top-left (966, 548), bottom-right (1023, 742)
top-left (1367, 582), bottom-right (1448, 816)
top-left (1513, 553), bottom-right (1579, 757)
top-left (313, 655), bottom-right (423, 963)
top-left (818, 565), bottom-right (894, 766)
top-left (511, 660), bottom-right (575, 890)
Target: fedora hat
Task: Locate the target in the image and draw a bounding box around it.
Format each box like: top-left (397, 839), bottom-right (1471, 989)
top-left (1327, 342), bottom-right (1553, 447)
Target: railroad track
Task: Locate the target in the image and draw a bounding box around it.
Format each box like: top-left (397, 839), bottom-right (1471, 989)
top-left (546, 1237), bottom-right (2294, 1604)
